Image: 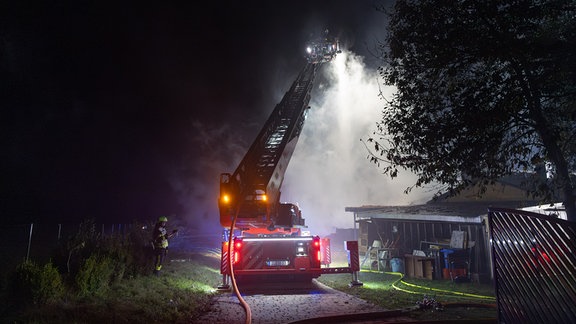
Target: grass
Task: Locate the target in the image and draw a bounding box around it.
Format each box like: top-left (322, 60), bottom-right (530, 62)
top-left (316, 269), bottom-right (498, 322)
top-left (1, 251), bottom-right (223, 324)
top-left (2, 251), bottom-right (497, 323)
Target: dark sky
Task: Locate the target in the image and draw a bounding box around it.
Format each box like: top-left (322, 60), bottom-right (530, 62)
top-left (1, 0), bottom-right (392, 229)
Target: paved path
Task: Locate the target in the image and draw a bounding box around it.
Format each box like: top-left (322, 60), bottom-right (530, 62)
top-left (195, 279), bottom-right (391, 324)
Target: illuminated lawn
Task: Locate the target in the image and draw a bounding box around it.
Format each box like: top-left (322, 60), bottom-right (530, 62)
top-left (316, 270), bottom-right (498, 321)
top-left (1, 252), bottom-right (223, 324)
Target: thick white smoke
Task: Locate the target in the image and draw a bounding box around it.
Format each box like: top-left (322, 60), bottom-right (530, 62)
top-left (281, 51), bottom-right (432, 236)
top-left (175, 51), bottom-right (433, 238)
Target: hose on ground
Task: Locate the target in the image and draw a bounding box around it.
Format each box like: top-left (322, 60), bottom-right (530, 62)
top-left (363, 270), bottom-right (496, 301)
top-left (227, 207), bottom-right (252, 324)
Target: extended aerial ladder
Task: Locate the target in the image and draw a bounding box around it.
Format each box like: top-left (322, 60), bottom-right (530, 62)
top-left (219, 62), bottom-right (316, 234)
top-left (218, 31), bottom-right (362, 287)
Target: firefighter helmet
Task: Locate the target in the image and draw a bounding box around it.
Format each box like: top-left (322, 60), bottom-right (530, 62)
top-left (158, 216), bottom-right (168, 222)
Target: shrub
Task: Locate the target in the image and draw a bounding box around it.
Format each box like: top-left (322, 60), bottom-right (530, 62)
top-left (75, 254), bottom-right (114, 297)
top-left (9, 260), bottom-right (64, 307)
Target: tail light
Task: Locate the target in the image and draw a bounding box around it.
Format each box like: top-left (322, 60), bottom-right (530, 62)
top-left (313, 236), bottom-right (321, 262)
top-left (233, 238), bottom-right (242, 264)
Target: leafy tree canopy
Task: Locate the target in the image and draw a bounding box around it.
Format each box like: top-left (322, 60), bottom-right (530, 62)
top-left (369, 0), bottom-right (576, 221)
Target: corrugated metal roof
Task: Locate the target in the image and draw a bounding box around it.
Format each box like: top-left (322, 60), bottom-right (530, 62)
top-left (346, 174), bottom-right (544, 224)
top-left (345, 201), bottom-right (538, 224)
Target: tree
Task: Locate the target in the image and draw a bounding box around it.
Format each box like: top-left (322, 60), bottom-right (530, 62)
top-left (368, 0), bottom-right (576, 221)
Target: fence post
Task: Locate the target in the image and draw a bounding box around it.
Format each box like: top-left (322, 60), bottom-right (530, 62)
top-left (26, 223), bottom-right (34, 262)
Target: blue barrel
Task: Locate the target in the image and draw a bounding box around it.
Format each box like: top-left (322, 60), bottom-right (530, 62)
top-left (440, 249), bottom-right (454, 268)
top-left (390, 258), bottom-right (403, 273)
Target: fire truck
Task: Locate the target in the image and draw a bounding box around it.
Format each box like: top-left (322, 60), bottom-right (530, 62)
top-left (218, 31), bottom-right (362, 288)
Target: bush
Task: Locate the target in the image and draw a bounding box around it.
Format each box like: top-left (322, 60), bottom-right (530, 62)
top-left (75, 254), bottom-right (114, 297)
top-left (9, 260), bottom-right (64, 307)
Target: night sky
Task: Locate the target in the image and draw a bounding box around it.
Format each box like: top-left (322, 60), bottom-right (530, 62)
top-left (1, 1), bottom-right (411, 233)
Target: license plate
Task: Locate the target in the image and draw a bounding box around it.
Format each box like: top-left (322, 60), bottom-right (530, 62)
top-left (266, 260), bottom-right (290, 266)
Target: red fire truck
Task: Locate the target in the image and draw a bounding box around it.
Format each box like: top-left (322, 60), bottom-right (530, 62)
top-left (218, 31), bottom-right (361, 288)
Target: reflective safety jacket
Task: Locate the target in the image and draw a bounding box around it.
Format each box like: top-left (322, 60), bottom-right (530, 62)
top-left (153, 224), bottom-right (169, 249)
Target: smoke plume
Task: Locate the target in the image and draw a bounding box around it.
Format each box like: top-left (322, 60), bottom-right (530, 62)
top-left (282, 51), bottom-right (432, 236)
top-left (174, 51), bottom-right (433, 238)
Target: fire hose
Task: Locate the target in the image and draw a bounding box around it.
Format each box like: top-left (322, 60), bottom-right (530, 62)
top-left (227, 206), bottom-right (252, 324)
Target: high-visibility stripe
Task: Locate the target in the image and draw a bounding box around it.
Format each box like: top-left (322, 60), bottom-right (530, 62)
top-left (242, 242), bottom-right (265, 269)
top-left (220, 241), bottom-right (229, 274)
top-left (346, 241), bottom-right (360, 271)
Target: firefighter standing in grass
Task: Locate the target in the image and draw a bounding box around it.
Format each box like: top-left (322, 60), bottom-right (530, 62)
top-left (152, 216), bottom-right (178, 275)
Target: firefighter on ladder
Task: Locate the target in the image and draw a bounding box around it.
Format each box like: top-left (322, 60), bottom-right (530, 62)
top-left (152, 216), bottom-right (178, 275)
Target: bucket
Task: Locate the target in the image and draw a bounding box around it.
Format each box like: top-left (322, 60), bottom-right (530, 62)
top-left (390, 258), bottom-right (403, 273)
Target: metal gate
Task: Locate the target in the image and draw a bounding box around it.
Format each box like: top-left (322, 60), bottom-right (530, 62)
top-left (488, 208), bottom-right (576, 323)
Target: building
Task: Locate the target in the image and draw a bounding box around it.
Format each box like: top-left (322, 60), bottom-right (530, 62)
top-left (346, 174), bottom-right (543, 281)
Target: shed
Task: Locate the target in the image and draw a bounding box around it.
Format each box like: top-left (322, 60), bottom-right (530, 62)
top-left (346, 176), bottom-right (541, 281)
